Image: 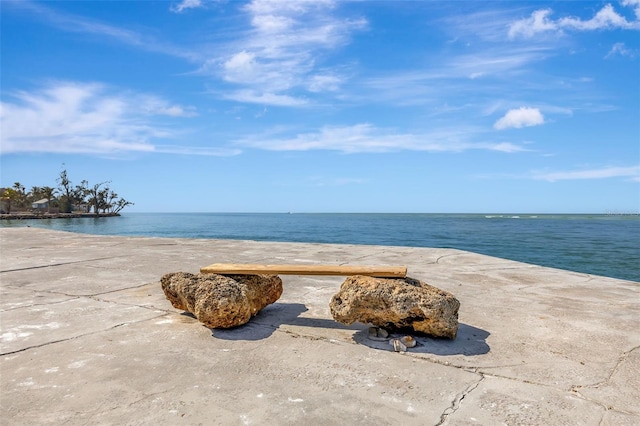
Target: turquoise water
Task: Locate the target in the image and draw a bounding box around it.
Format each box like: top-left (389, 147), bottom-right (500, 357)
top-left (2, 213), bottom-right (639, 282)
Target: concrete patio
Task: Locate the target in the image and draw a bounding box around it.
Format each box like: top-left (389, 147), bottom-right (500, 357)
top-left (1, 227), bottom-right (638, 425)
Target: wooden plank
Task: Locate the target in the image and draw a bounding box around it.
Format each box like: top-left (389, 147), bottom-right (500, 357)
top-left (200, 263), bottom-right (407, 278)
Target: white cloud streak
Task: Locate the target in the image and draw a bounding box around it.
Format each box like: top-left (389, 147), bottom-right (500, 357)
top-left (0, 81), bottom-right (235, 157)
top-left (222, 90), bottom-right (308, 107)
top-left (494, 107), bottom-right (545, 130)
top-left (171, 0), bottom-right (203, 13)
top-left (154, 145), bottom-right (241, 156)
top-left (533, 165), bottom-right (640, 182)
top-left (8, 0), bottom-right (199, 61)
top-left (358, 43), bottom-right (554, 108)
top-left (509, 3), bottom-right (640, 38)
top-left (235, 123), bottom-right (529, 154)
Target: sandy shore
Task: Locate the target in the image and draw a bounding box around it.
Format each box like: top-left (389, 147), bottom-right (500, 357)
top-left (0, 227), bottom-right (638, 425)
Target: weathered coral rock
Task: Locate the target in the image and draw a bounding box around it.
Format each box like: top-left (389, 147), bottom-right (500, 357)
top-left (160, 272), bottom-right (283, 328)
top-left (330, 275), bottom-right (460, 339)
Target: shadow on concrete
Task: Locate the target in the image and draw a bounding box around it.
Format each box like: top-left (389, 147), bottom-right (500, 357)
top-left (286, 316), bottom-right (361, 331)
top-left (209, 302), bottom-right (306, 341)
top-left (352, 323), bottom-right (490, 356)
top-left (202, 304), bottom-right (490, 355)
top-left (209, 302), bottom-right (363, 341)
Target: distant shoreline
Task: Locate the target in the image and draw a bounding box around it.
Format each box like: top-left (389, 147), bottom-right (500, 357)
top-left (0, 213), bottom-right (121, 220)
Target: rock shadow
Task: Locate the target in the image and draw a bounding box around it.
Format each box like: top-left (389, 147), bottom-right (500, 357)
top-left (352, 323), bottom-right (490, 356)
top-left (208, 302), bottom-right (308, 341)
top-left (208, 303), bottom-right (363, 341)
top-left (184, 305), bottom-right (489, 353)
top-left (286, 316), bottom-right (362, 331)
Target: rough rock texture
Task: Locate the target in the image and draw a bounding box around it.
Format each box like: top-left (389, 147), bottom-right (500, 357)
top-left (330, 275), bottom-right (460, 339)
top-left (161, 272), bottom-right (283, 328)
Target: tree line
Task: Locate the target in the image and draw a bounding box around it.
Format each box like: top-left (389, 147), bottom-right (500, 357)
top-left (0, 168), bottom-right (133, 215)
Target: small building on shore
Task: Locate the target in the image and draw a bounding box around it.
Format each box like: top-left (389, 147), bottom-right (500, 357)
top-left (32, 198), bottom-right (51, 210)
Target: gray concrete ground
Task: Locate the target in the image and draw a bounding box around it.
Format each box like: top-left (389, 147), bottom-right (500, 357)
top-left (1, 227), bottom-right (638, 425)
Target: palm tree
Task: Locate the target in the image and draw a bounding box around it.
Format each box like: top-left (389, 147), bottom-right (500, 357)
top-left (12, 182), bottom-right (26, 210)
top-left (41, 186), bottom-right (56, 214)
top-left (29, 186), bottom-right (42, 201)
top-left (113, 197), bottom-right (134, 214)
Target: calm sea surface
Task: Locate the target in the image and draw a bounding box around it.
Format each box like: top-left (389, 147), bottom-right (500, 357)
top-left (2, 213), bottom-right (639, 282)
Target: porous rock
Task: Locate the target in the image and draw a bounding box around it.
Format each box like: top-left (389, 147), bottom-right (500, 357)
top-left (160, 272), bottom-right (283, 328)
top-left (330, 275), bottom-right (460, 339)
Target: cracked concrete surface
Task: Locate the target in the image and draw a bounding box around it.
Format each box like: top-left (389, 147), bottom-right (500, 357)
top-left (1, 227), bottom-right (638, 425)
top-left (436, 374), bottom-right (485, 425)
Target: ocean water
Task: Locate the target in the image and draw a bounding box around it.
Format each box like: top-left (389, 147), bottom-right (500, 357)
top-left (2, 213), bottom-right (639, 282)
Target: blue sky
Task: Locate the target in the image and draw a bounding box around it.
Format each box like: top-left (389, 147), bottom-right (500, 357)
top-left (1, 0), bottom-right (639, 213)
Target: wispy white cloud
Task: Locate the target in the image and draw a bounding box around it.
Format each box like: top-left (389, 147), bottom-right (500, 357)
top-left (235, 123), bottom-right (529, 154)
top-left (490, 142), bottom-right (530, 153)
top-left (203, 0), bottom-right (366, 106)
top-left (357, 43), bottom-right (554, 109)
top-left (494, 107), bottom-right (545, 130)
top-left (509, 3), bottom-right (640, 38)
top-left (0, 81), bottom-right (235, 157)
top-left (222, 90), bottom-right (308, 107)
top-left (153, 145), bottom-right (241, 156)
top-left (171, 0), bottom-right (203, 14)
top-left (441, 8), bottom-right (521, 43)
top-left (449, 48), bottom-right (552, 80)
top-left (367, 47), bottom-right (547, 86)
top-left (533, 165), bottom-right (640, 182)
top-left (307, 73), bottom-right (343, 93)
top-left (136, 95), bottom-right (198, 117)
top-left (7, 0), bottom-right (199, 61)
top-left (605, 42), bottom-right (638, 58)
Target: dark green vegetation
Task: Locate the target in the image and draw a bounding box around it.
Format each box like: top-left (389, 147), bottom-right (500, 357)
top-left (0, 167), bottom-right (133, 216)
